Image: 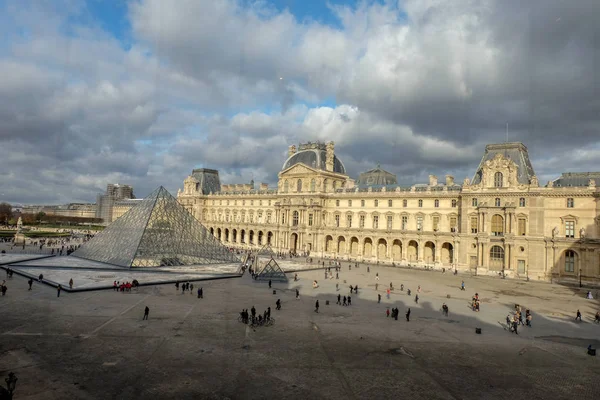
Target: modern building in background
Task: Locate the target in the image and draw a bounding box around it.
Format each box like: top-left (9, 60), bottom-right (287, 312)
top-left (21, 203), bottom-right (97, 219)
top-left (96, 184), bottom-right (135, 224)
top-left (176, 141), bottom-right (600, 284)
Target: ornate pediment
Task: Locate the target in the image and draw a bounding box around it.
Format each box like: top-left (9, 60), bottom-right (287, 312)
top-left (279, 163), bottom-right (318, 176)
top-left (480, 153), bottom-right (519, 188)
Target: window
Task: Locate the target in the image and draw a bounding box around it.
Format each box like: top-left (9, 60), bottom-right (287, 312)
top-left (297, 179), bottom-right (302, 192)
top-left (335, 215), bottom-right (340, 227)
top-left (434, 199), bottom-right (439, 208)
top-left (336, 200), bottom-right (340, 207)
top-left (491, 215), bottom-right (504, 236)
top-left (308, 214), bottom-right (313, 226)
top-left (348, 200), bottom-right (352, 207)
top-left (227, 200), bottom-right (230, 205)
top-left (565, 250), bottom-right (575, 272)
top-left (292, 211), bottom-right (299, 226)
top-left (249, 214), bottom-right (254, 223)
top-left (220, 200), bottom-right (222, 205)
top-left (359, 215), bottom-right (365, 228)
top-left (251, 200), bottom-right (254, 206)
top-left (494, 172), bottom-right (503, 188)
top-left (268, 200), bottom-right (271, 206)
top-left (416, 216), bottom-right (423, 231)
top-left (387, 215), bottom-right (393, 230)
top-left (388, 199), bottom-right (393, 207)
top-left (471, 217), bottom-right (478, 233)
top-left (374, 200), bottom-right (379, 207)
top-left (565, 221), bottom-right (575, 238)
top-left (373, 215), bottom-right (379, 229)
top-left (323, 179), bottom-right (328, 192)
top-left (284, 180), bottom-right (289, 192)
top-left (310, 179), bottom-right (316, 192)
top-left (418, 199), bottom-right (423, 207)
top-left (266, 213), bottom-right (271, 224)
top-left (452, 199), bottom-right (457, 208)
top-left (281, 213), bottom-right (285, 225)
top-left (567, 198), bottom-right (574, 208)
top-left (519, 198), bottom-right (525, 207)
top-left (401, 216), bottom-right (408, 230)
top-left (361, 200), bottom-right (365, 207)
top-left (495, 198), bottom-right (501, 207)
top-left (433, 216), bottom-right (440, 231)
top-left (347, 214), bottom-right (352, 228)
top-left (403, 199), bottom-right (407, 208)
top-left (518, 218), bottom-right (526, 236)
top-left (490, 245), bottom-right (504, 262)
top-left (243, 200), bottom-right (245, 206)
top-left (450, 217), bottom-right (457, 233)
top-left (259, 200), bottom-right (262, 206)
top-left (472, 198), bottom-right (478, 207)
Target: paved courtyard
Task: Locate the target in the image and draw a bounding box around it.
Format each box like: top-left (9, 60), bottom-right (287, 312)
top-left (1, 262), bottom-right (599, 399)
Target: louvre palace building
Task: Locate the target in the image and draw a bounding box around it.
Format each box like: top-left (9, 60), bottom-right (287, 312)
top-left (176, 141), bottom-right (600, 283)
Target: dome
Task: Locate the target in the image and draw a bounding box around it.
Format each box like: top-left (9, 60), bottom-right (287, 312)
top-left (282, 148), bottom-right (346, 175)
top-left (356, 165), bottom-right (398, 186)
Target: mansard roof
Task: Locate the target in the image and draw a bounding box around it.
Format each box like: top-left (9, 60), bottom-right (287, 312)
top-left (471, 142), bottom-right (535, 185)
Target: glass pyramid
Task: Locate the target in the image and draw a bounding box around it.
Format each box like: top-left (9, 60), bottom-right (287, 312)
top-left (73, 186), bottom-right (240, 268)
top-left (256, 244), bottom-right (276, 257)
top-left (256, 257), bottom-right (288, 282)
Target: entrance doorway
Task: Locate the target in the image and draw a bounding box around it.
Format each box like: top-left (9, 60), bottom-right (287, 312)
top-left (290, 233), bottom-right (298, 253)
top-left (517, 260), bottom-right (526, 274)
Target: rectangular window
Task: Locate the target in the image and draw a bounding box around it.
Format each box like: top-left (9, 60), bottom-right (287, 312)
top-left (374, 200), bottom-right (379, 207)
top-left (567, 198), bottom-right (574, 208)
top-left (347, 215), bottom-right (352, 228)
top-left (418, 199), bottom-right (423, 207)
top-left (452, 199), bottom-right (457, 208)
top-left (470, 216), bottom-right (478, 234)
top-left (450, 217), bottom-right (457, 232)
top-left (348, 200), bottom-right (352, 207)
top-left (361, 200), bottom-right (365, 207)
top-left (472, 198), bottom-right (478, 207)
top-left (360, 215), bottom-right (365, 228)
top-left (519, 198), bottom-right (525, 207)
top-left (387, 215), bottom-right (393, 230)
top-left (565, 221), bottom-right (575, 238)
top-left (336, 200), bottom-right (340, 207)
top-left (249, 214), bottom-right (254, 223)
top-left (432, 216), bottom-right (440, 231)
top-left (308, 214), bottom-right (313, 226)
top-left (267, 213), bottom-right (271, 224)
top-left (416, 216), bottom-right (423, 231)
top-left (402, 216), bottom-right (408, 230)
top-left (403, 199), bottom-right (407, 208)
top-left (335, 215), bottom-right (340, 228)
top-left (281, 213), bottom-right (285, 225)
top-left (565, 253), bottom-right (575, 272)
top-left (373, 215), bottom-right (379, 229)
top-left (518, 218), bottom-right (526, 236)
top-left (388, 199), bottom-right (393, 207)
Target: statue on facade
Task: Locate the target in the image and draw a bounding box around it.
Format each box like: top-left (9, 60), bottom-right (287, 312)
top-left (552, 226), bottom-right (559, 238)
top-left (530, 175), bottom-right (539, 187)
top-left (16, 217), bottom-right (23, 232)
top-left (463, 177), bottom-right (470, 186)
top-left (580, 227), bottom-right (586, 239)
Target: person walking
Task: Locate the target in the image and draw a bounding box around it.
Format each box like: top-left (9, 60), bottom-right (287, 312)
top-left (405, 308), bottom-right (411, 322)
top-left (268, 280), bottom-right (272, 289)
top-left (296, 289), bottom-right (299, 299)
top-left (337, 294), bottom-right (341, 305)
top-left (276, 299), bottom-right (281, 310)
top-left (386, 308), bottom-right (390, 318)
top-left (576, 309), bottom-right (582, 322)
top-left (28, 279), bottom-right (33, 291)
top-left (69, 278), bottom-right (73, 289)
top-left (57, 284), bottom-right (61, 298)
top-left (378, 293), bottom-right (381, 303)
top-left (461, 281), bottom-right (465, 291)
top-left (143, 306), bottom-right (149, 320)
top-left (315, 300), bottom-right (320, 313)
top-left (376, 273), bottom-right (379, 281)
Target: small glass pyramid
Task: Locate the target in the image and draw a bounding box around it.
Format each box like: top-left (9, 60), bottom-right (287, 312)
top-left (256, 257), bottom-right (288, 282)
top-left (73, 186), bottom-right (240, 268)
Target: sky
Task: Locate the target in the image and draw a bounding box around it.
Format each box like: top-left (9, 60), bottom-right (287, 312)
top-left (1, 0), bottom-right (599, 205)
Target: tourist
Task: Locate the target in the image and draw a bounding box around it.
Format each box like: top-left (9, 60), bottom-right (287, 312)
top-left (417, 285), bottom-right (421, 293)
top-left (400, 284), bottom-right (404, 291)
top-left (343, 296), bottom-right (347, 306)
top-left (267, 306), bottom-right (271, 319)
top-left (190, 284), bottom-right (193, 294)
top-left (143, 306), bottom-right (149, 320)
top-left (38, 274), bottom-right (43, 283)
top-left (587, 291), bottom-right (593, 300)
top-left (386, 288), bottom-right (390, 299)
top-left (296, 289), bottom-right (299, 299)
top-left (276, 299), bottom-right (281, 310)
top-left (1, 284), bottom-right (6, 296)
top-left (69, 278), bottom-right (73, 289)
top-left (442, 303), bottom-right (448, 317)
top-left (406, 308), bottom-right (411, 322)
top-left (526, 310), bottom-right (532, 327)
top-left (28, 279), bottom-right (33, 291)
top-left (512, 316), bottom-right (519, 334)
top-left (251, 306), bottom-right (256, 319)
top-left (348, 296), bottom-right (352, 305)
top-left (57, 284), bottom-right (61, 298)
top-left (576, 309), bottom-right (582, 322)
top-left (386, 308), bottom-right (390, 318)
top-left (376, 273), bottom-right (379, 281)
top-left (375, 283), bottom-right (378, 291)
top-left (415, 294), bottom-right (419, 304)
top-left (315, 300), bottom-right (319, 313)
top-left (378, 294), bottom-right (381, 303)
top-left (113, 281), bottom-right (118, 291)
top-left (594, 312), bottom-right (600, 324)
top-left (337, 294), bottom-right (341, 305)
top-left (461, 281), bottom-right (465, 291)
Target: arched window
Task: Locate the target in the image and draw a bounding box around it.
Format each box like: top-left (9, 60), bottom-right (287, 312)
top-left (292, 211), bottom-right (299, 226)
top-left (297, 179), bottom-right (302, 192)
top-left (310, 179), bottom-right (316, 192)
top-left (490, 245), bottom-right (504, 262)
top-left (564, 250), bottom-right (575, 272)
top-left (519, 197), bottom-right (525, 207)
top-left (284, 180), bottom-right (289, 193)
top-left (494, 172), bottom-right (503, 188)
top-left (495, 198), bottom-right (501, 207)
top-left (491, 214), bottom-right (504, 236)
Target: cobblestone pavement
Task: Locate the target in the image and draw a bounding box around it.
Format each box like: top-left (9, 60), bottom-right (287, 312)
top-left (0, 263), bottom-right (599, 399)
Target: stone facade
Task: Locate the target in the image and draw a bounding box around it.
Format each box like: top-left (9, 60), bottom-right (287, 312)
top-left (177, 141), bottom-right (600, 283)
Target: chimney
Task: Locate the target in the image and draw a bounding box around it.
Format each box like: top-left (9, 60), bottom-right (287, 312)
top-left (260, 183), bottom-right (269, 191)
top-left (429, 175), bottom-right (438, 186)
top-left (288, 145), bottom-right (297, 158)
top-left (326, 141), bottom-right (335, 172)
top-left (445, 175), bottom-right (454, 186)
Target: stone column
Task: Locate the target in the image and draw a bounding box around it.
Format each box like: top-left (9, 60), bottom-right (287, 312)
top-left (506, 244), bottom-right (511, 270)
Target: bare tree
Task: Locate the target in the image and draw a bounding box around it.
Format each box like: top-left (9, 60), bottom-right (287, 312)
top-left (0, 202), bottom-right (12, 225)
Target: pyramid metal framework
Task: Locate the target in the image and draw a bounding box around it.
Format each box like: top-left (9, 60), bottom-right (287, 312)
top-left (256, 257), bottom-right (288, 282)
top-left (256, 244), bottom-right (276, 257)
top-left (73, 186), bottom-right (240, 268)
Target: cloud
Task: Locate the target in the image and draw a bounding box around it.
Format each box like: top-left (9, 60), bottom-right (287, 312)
top-left (0, 0), bottom-right (599, 205)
